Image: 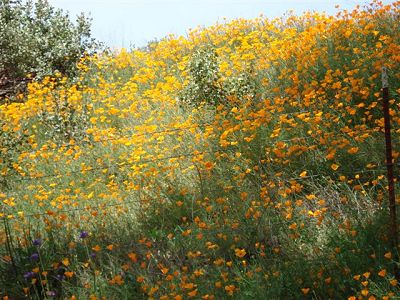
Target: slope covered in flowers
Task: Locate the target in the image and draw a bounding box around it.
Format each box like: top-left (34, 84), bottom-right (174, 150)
top-left (1, 1), bottom-right (400, 299)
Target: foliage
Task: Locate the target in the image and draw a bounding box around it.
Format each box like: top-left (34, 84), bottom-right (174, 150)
top-left (0, 120), bottom-right (30, 188)
top-left (0, 0), bottom-right (99, 100)
top-left (179, 46), bottom-right (226, 107)
top-left (0, 1), bottom-right (400, 299)
top-left (35, 82), bottom-right (91, 144)
top-left (179, 46), bottom-right (260, 108)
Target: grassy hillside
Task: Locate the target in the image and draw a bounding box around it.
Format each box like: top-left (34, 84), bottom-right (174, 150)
top-left (1, 1), bottom-right (400, 299)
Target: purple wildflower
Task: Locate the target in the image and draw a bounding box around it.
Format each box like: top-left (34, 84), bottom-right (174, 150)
top-left (79, 231), bottom-right (88, 239)
top-left (23, 271), bottom-right (35, 280)
top-left (32, 239), bottom-right (42, 246)
top-left (55, 274), bottom-right (65, 281)
top-left (30, 253), bottom-right (39, 261)
top-left (46, 291), bottom-right (56, 297)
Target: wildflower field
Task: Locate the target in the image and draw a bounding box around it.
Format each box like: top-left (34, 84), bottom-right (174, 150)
top-left (1, 1), bottom-right (400, 299)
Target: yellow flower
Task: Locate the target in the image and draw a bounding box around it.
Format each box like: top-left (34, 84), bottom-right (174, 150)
top-left (361, 289), bottom-right (369, 296)
top-left (301, 288), bottom-right (310, 295)
top-left (187, 289), bottom-right (197, 297)
top-left (363, 272), bottom-right (370, 279)
top-left (183, 283), bottom-right (195, 290)
top-left (62, 258), bottom-right (70, 267)
top-left (92, 245), bottom-right (101, 252)
top-left (347, 147), bottom-right (359, 154)
top-left (331, 164), bottom-right (339, 171)
top-left (234, 248), bottom-right (246, 258)
top-left (128, 253), bottom-right (137, 262)
top-left (224, 285), bottom-right (236, 296)
top-left (299, 171), bottom-right (307, 177)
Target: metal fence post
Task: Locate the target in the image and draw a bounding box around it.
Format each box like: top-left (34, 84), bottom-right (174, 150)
top-left (382, 66), bottom-right (399, 280)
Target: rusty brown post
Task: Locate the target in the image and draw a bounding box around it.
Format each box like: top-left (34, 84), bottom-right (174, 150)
top-left (382, 66), bottom-right (399, 280)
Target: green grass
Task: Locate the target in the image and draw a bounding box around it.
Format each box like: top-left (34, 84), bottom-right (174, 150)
top-left (1, 2), bottom-right (400, 299)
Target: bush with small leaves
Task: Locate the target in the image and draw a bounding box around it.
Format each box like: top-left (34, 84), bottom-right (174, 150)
top-left (179, 46), bottom-right (226, 107)
top-left (0, 0), bottom-right (99, 100)
top-left (37, 99), bottom-right (91, 144)
top-left (180, 46), bottom-right (261, 108)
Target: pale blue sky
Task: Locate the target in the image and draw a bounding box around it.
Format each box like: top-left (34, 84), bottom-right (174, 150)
top-left (48, 0), bottom-right (395, 48)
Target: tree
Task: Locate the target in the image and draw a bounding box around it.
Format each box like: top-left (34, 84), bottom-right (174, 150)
top-left (0, 0), bottom-right (99, 100)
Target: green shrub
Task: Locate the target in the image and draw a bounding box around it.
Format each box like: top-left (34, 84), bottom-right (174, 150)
top-left (0, 0), bottom-right (99, 100)
top-left (37, 98), bottom-right (91, 143)
top-left (179, 46), bottom-right (226, 107)
top-left (179, 46), bottom-right (261, 108)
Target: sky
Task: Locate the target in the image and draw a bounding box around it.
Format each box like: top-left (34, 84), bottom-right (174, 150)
top-left (48, 0), bottom-right (395, 49)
